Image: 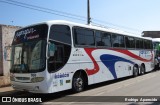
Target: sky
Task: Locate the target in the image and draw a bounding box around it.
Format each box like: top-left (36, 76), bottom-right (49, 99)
top-left (0, 0), bottom-right (160, 36)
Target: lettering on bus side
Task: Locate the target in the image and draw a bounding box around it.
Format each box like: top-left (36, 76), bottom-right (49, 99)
top-left (72, 49), bottom-right (84, 56)
top-left (139, 50), bottom-right (151, 57)
top-left (54, 73), bottom-right (69, 79)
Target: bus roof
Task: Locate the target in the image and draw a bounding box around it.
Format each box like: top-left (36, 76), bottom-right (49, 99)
top-left (20, 20), bottom-right (152, 40)
top-left (152, 38), bottom-right (160, 42)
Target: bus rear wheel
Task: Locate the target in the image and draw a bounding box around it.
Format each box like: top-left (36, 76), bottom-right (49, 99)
top-left (72, 73), bottom-right (84, 92)
top-left (133, 66), bottom-right (139, 77)
top-left (140, 64), bottom-right (145, 75)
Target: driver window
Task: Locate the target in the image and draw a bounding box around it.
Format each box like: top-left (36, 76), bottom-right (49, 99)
top-left (48, 25), bottom-right (71, 73)
top-left (48, 41), bottom-right (64, 73)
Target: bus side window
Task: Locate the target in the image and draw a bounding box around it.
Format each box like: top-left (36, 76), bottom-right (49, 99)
top-left (48, 41), bottom-right (71, 73)
top-left (48, 25), bottom-right (71, 73)
top-left (136, 38), bottom-right (143, 49)
top-left (74, 27), bottom-right (95, 46)
top-left (96, 31), bottom-right (111, 47)
top-left (112, 34), bottom-right (125, 48)
top-left (48, 42), bottom-right (64, 72)
top-left (125, 36), bottom-right (135, 49)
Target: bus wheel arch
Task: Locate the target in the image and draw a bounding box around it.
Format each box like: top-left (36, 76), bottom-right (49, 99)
top-left (133, 64), bottom-right (139, 77)
top-left (72, 70), bottom-right (88, 92)
top-left (140, 63), bottom-right (145, 75)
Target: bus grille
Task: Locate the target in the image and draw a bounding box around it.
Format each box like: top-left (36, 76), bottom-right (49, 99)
top-left (15, 77), bottom-right (30, 80)
top-left (13, 84), bottom-right (33, 91)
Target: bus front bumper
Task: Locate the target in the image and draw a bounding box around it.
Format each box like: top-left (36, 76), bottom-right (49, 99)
top-left (11, 81), bottom-right (49, 93)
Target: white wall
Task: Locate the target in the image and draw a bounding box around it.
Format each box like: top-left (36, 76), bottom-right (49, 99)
top-left (1, 25), bottom-right (21, 76)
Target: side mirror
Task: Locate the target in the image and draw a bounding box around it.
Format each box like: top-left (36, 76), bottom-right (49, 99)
top-left (48, 42), bottom-right (56, 58)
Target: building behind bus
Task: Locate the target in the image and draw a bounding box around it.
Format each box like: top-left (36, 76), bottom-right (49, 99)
top-left (0, 24), bottom-right (21, 87)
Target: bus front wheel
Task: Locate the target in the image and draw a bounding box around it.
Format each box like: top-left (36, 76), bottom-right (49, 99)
top-left (72, 73), bottom-right (84, 92)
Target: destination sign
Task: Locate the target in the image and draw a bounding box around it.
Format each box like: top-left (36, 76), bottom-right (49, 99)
top-left (12, 24), bottom-right (48, 44)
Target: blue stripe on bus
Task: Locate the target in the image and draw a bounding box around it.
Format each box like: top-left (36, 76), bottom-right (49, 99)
top-left (100, 54), bottom-right (134, 79)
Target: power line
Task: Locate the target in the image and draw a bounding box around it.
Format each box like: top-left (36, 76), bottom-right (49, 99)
top-left (0, 0), bottom-right (86, 22)
top-left (92, 19), bottom-right (142, 32)
top-left (0, 0), bottom-right (142, 34)
top-left (6, 0), bottom-right (87, 19)
top-left (92, 20), bottom-right (142, 35)
top-left (91, 22), bottom-right (141, 35)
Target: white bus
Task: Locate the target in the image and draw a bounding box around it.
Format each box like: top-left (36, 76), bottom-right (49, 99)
top-left (10, 20), bottom-right (154, 93)
top-left (152, 38), bottom-right (160, 69)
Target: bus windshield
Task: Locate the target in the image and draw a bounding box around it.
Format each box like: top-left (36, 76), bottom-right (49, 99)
top-left (10, 24), bottom-right (48, 73)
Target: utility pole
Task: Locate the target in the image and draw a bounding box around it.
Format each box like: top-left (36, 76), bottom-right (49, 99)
top-left (87, 0), bottom-right (91, 25)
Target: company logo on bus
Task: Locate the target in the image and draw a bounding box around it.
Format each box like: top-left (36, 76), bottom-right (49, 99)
top-left (139, 50), bottom-right (152, 57)
top-left (54, 73), bottom-right (69, 79)
top-left (73, 49), bottom-right (84, 56)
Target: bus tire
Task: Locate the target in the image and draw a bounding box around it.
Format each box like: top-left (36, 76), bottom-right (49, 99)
top-left (72, 72), bottom-right (85, 92)
top-left (140, 64), bottom-right (145, 75)
top-left (133, 65), bottom-right (139, 77)
top-left (155, 63), bottom-right (160, 70)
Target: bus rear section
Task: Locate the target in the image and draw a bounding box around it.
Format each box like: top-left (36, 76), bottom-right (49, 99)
top-left (72, 26), bottom-right (154, 83)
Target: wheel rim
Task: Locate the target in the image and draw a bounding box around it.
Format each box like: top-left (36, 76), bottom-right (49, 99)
top-left (134, 66), bottom-right (138, 76)
top-left (74, 77), bottom-right (83, 92)
top-left (141, 66), bottom-right (145, 74)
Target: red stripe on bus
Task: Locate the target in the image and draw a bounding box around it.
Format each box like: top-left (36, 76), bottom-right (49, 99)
top-left (84, 48), bottom-right (153, 76)
top-left (110, 49), bottom-right (153, 62)
top-left (84, 48), bottom-right (99, 76)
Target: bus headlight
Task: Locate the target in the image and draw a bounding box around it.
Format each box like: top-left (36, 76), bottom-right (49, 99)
top-left (31, 77), bottom-right (44, 83)
top-left (10, 76), bottom-right (15, 81)
top-left (10, 73), bottom-right (15, 81)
